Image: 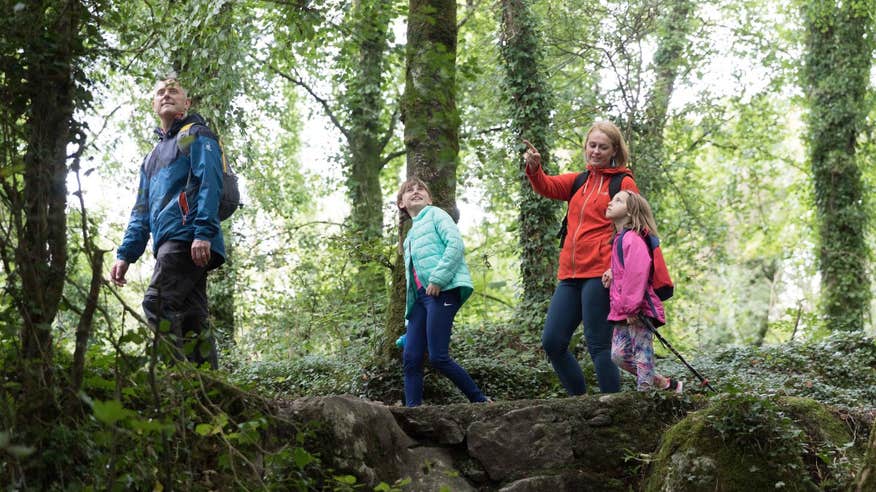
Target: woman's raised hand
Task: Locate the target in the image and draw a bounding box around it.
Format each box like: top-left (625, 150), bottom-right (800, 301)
top-left (522, 139), bottom-right (541, 171)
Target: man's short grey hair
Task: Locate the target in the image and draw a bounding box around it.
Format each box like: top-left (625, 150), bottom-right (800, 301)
top-left (153, 74), bottom-right (188, 96)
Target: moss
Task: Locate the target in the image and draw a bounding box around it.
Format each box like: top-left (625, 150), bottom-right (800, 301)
top-left (778, 397), bottom-right (864, 490)
top-left (644, 394), bottom-right (822, 491)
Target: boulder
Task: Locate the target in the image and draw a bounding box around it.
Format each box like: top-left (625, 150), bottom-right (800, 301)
top-left (276, 393), bottom-right (868, 491)
top-left (391, 392), bottom-right (693, 489)
top-left (280, 395), bottom-right (474, 490)
top-left (644, 395), bottom-right (865, 491)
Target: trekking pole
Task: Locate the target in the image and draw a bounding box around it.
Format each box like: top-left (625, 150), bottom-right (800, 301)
top-left (640, 316), bottom-right (717, 393)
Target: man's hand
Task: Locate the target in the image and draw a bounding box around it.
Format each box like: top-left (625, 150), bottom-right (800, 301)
top-left (601, 268), bottom-right (612, 288)
top-left (191, 239), bottom-right (211, 268)
top-left (110, 259), bottom-right (129, 287)
top-left (523, 139), bottom-right (541, 172)
top-left (425, 283), bottom-right (441, 296)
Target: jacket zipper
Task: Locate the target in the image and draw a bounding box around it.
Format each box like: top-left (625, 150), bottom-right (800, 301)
top-left (570, 174), bottom-right (603, 276)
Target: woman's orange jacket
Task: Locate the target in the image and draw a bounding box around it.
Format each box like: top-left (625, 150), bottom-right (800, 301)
top-left (526, 163), bottom-right (639, 279)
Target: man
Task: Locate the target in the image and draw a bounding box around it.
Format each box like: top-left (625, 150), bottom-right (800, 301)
top-left (110, 77), bottom-right (225, 369)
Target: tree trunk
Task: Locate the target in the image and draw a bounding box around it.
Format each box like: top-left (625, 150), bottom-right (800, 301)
top-left (753, 258), bottom-right (779, 347)
top-left (71, 250), bottom-right (103, 393)
top-left (346, 0), bottom-right (394, 289)
top-left (626, 0), bottom-right (695, 202)
top-left (383, 0), bottom-right (460, 362)
top-left (802, 1), bottom-right (873, 331)
top-left (16, 0), bottom-right (83, 390)
top-left (498, 0), bottom-right (559, 330)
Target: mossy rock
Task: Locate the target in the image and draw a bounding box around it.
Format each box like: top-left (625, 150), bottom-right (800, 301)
top-left (644, 394), bottom-right (863, 491)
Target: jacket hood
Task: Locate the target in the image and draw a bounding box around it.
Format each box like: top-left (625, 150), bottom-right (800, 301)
top-left (586, 163), bottom-right (634, 176)
top-left (155, 113), bottom-right (208, 141)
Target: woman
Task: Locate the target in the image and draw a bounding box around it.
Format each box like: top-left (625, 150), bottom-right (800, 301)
top-left (523, 121), bottom-right (639, 395)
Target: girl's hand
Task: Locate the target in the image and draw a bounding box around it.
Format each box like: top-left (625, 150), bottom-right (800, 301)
top-left (522, 139), bottom-right (541, 171)
top-left (425, 283), bottom-right (441, 296)
top-left (601, 268), bottom-right (612, 288)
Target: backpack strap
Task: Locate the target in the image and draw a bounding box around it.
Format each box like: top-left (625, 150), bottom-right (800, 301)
top-left (558, 171), bottom-right (590, 248)
top-left (569, 170), bottom-right (590, 200)
top-left (608, 172), bottom-right (632, 198)
top-left (616, 228), bottom-right (628, 266)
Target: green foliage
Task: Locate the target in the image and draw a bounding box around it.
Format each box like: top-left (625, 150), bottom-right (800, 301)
top-left (800, 0), bottom-right (875, 330)
top-left (692, 331), bottom-right (876, 409)
top-left (5, 0), bottom-right (876, 486)
top-left (234, 356), bottom-right (360, 398)
top-left (0, 338), bottom-right (340, 490)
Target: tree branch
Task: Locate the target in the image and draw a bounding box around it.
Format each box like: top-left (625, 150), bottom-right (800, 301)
top-left (472, 290), bottom-right (513, 307)
top-left (377, 104), bottom-right (400, 154)
top-left (458, 0), bottom-right (487, 30)
top-left (380, 149), bottom-right (406, 167)
top-left (262, 59), bottom-right (352, 142)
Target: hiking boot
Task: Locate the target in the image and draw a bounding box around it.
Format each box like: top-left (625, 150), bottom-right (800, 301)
top-left (666, 378), bottom-right (683, 394)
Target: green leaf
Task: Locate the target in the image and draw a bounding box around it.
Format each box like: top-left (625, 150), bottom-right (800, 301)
top-left (195, 423), bottom-right (214, 436)
top-left (333, 475), bottom-right (357, 485)
top-left (293, 446), bottom-right (314, 468)
top-left (92, 399), bottom-right (130, 426)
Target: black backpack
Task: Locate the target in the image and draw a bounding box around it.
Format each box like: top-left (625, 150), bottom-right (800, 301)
top-left (177, 123), bottom-right (241, 221)
top-left (557, 170), bottom-right (631, 248)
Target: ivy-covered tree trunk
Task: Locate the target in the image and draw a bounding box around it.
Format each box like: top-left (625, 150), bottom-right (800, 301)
top-left (801, 1), bottom-right (874, 331)
top-left (499, 0), bottom-right (559, 330)
top-left (345, 0), bottom-right (394, 288)
top-left (9, 0), bottom-right (85, 390)
top-left (626, 0), bottom-right (695, 201)
top-left (270, 1), bottom-right (398, 292)
top-left (383, 0), bottom-right (460, 362)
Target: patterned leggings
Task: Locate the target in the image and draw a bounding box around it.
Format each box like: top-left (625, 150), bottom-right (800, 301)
top-left (611, 324), bottom-right (668, 391)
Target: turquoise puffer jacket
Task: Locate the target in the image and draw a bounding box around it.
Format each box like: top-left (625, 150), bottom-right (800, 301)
top-left (403, 206), bottom-right (474, 319)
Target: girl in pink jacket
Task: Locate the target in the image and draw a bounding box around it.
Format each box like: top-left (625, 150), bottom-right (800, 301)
top-left (603, 191), bottom-right (682, 393)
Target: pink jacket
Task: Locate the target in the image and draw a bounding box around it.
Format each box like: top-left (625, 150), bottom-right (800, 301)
top-left (608, 230), bottom-right (665, 325)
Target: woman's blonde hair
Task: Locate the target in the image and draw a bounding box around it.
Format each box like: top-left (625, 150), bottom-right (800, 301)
top-left (396, 177), bottom-right (432, 219)
top-left (586, 121), bottom-right (630, 168)
top-left (621, 191), bottom-right (659, 237)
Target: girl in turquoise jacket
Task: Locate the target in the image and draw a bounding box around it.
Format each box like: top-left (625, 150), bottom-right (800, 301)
top-left (397, 177), bottom-right (488, 407)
